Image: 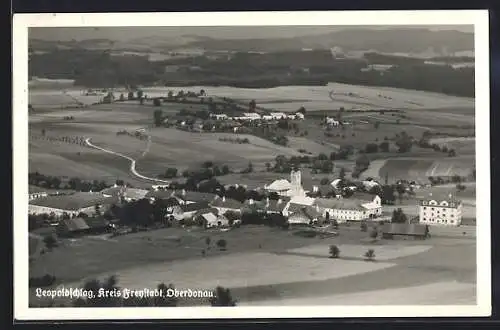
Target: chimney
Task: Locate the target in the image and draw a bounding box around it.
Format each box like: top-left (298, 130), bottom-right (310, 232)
top-left (182, 189), bottom-right (186, 196)
top-left (222, 196), bottom-right (226, 202)
top-left (249, 198), bottom-right (254, 205)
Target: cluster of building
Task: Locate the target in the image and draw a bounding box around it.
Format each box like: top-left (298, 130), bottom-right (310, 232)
top-left (211, 111), bottom-right (305, 122)
top-left (28, 170), bottom-right (464, 231)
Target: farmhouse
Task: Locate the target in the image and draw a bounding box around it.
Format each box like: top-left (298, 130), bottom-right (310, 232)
top-left (288, 205), bottom-right (324, 226)
top-left (382, 223), bottom-right (429, 240)
top-left (210, 196), bottom-right (243, 214)
top-left (29, 186), bottom-right (48, 201)
top-left (179, 201), bottom-right (212, 220)
top-left (56, 217), bottom-right (112, 237)
top-left (196, 211), bottom-right (230, 228)
top-left (234, 113), bottom-right (261, 121)
top-left (101, 185), bottom-right (149, 202)
top-left (210, 113), bottom-right (228, 120)
top-left (28, 192), bottom-right (118, 217)
top-left (418, 193), bottom-right (463, 226)
top-left (314, 195), bottom-right (382, 223)
top-left (263, 197), bottom-right (288, 215)
top-left (173, 190), bottom-right (217, 205)
top-left (268, 112), bottom-right (287, 120)
top-left (282, 195), bottom-right (316, 217)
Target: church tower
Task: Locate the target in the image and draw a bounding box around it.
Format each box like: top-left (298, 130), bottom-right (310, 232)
top-left (290, 169), bottom-right (305, 197)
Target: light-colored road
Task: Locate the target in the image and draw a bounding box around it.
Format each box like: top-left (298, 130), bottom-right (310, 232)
top-left (85, 137), bottom-right (169, 184)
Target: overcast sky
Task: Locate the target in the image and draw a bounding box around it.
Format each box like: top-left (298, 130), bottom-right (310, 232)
top-left (30, 25), bottom-right (473, 41)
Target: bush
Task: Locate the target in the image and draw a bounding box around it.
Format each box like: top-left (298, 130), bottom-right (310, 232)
top-left (364, 249), bottom-right (376, 261)
top-left (369, 229), bottom-right (378, 239)
top-left (329, 245), bottom-right (340, 258)
top-left (216, 239), bottom-right (227, 250)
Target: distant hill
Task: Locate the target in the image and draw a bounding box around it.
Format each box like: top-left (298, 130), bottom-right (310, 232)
top-left (29, 28), bottom-right (473, 55)
top-left (186, 28), bottom-right (474, 54)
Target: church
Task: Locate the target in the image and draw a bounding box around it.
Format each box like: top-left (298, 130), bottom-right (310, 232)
top-left (264, 170), bottom-right (306, 198)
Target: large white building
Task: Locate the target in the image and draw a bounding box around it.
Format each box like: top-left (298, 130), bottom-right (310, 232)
top-left (28, 192), bottom-right (118, 217)
top-left (314, 195), bottom-right (382, 223)
top-left (418, 193), bottom-right (463, 226)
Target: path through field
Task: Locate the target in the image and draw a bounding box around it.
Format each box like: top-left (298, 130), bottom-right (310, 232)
top-left (85, 137), bottom-right (169, 184)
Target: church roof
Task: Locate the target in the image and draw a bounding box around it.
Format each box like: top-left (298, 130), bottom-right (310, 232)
top-left (265, 179), bottom-right (291, 191)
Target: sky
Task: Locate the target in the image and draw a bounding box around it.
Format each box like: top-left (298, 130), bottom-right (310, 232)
top-left (30, 25), bottom-right (473, 41)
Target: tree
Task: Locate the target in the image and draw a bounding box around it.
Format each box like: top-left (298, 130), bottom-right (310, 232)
top-left (43, 234), bottom-right (58, 250)
top-left (379, 141), bottom-right (390, 152)
top-left (365, 143), bottom-right (379, 153)
top-left (249, 99), bottom-right (257, 112)
top-left (395, 184), bottom-right (406, 203)
top-left (451, 175), bottom-right (462, 183)
top-left (391, 208), bottom-right (408, 224)
top-left (154, 109), bottom-right (163, 127)
top-left (167, 91), bottom-right (174, 99)
top-left (119, 93), bottom-right (125, 101)
top-left (456, 184), bottom-right (466, 191)
top-left (205, 236), bottom-right (211, 246)
top-left (210, 286), bottom-right (237, 306)
top-left (381, 185), bottom-right (396, 204)
top-left (364, 249), bottom-right (376, 261)
top-left (448, 149), bottom-right (456, 157)
top-left (154, 283), bottom-right (178, 306)
top-left (153, 98), bottom-right (162, 107)
top-left (360, 222), bottom-right (368, 232)
top-left (370, 229), bottom-right (379, 239)
top-left (127, 91), bottom-right (135, 100)
top-left (221, 165), bottom-right (230, 175)
top-left (265, 162), bottom-right (271, 172)
top-left (395, 131), bottom-right (413, 153)
top-left (200, 89), bottom-right (206, 96)
top-left (216, 239), bottom-right (227, 250)
top-left (329, 245), bottom-right (340, 258)
top-left (164, 167), bottom-right (178, 178)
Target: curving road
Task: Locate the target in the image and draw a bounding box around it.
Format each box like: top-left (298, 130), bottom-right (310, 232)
top-left (85, 137), bottom-right (169, 184)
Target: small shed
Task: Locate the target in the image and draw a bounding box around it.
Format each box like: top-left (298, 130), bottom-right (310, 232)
top-left (381, 223), bottom-right (429, 240)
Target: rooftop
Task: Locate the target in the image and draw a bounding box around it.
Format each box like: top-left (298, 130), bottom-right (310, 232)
top-left (265, 179), bottom-right (291, 191)
top-left (181, 201), bottom-right (211, 213)
top-left (210, 197), bottom-right (243, 209)
top-left (29, 192), bottom-right (119, 211)
top-left (315, 198), bottom-right (365, 211)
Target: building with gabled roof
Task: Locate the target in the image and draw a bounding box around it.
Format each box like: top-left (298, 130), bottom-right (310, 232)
top-left (314, 194), bottom-right (382, 223)
top-left (288, 205), bottom-right (324, 225)
top-left (29, 192), bottom-right (118, 217)
top-left (210, 196), bottom-right (243, 214)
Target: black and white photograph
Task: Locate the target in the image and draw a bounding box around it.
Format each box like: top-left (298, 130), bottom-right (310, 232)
top-left (13, 10), bottom-right (491, 320)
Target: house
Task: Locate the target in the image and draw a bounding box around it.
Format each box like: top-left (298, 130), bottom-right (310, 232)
top-left (101, 186), bottom-right (149, 202)
top-left (288, 205), bottom-right (324, 226)
top-left (210, 113), bottom-right (228, 120)
top-left (236, 113), bottom-right (261, 121)
top-left (29, 186), bottom-right (48, 201)
top-left (314, 195), bottom-right (382, 223)
top-left (262, 197), bottom-right (289, 215)
top-left (325, 117), bottom-right (340, 126)
top-left (418, 193), bottom-right (463, 226)
top-left (210, 196), bottom-right (243, 215)
top-left (28, 192), bottom-right (118, 217)
top-left (282, 195), bottom-right (316, 217)
top-left (269, 112), bottom-right (287, 120)
top-left (308, 184), bottom-right (337, 198)
top-left (56, 217), bottom-right (112, 237)
top-left (381, 223), bottom-right (429, 240)
top-left (178, 201), bottom-right (212, 220)
top-left (173, 190), bottom-right (217, 205)
top-left (196, 211), bottom-right (230, 228)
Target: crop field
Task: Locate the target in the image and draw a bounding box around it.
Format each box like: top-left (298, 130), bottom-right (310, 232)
top-left (135, 129), bottom-right (303, 176)
top-left (140, 82), bottom-right (474, 112)
top-left (361, 156), bottom-right (475, 183)
top-left (428, 137), bottom-right (476, 154)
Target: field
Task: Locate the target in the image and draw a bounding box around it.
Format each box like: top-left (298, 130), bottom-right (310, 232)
top-left (360, 156), bottom-right (475, 184)
top-left (29, 224), bottom-right (476, 306)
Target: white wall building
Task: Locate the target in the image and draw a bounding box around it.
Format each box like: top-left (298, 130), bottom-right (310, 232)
top-left (418, 193), bottom-right (463, 226)
top-left (314, 195), bottom-right (382, 223)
